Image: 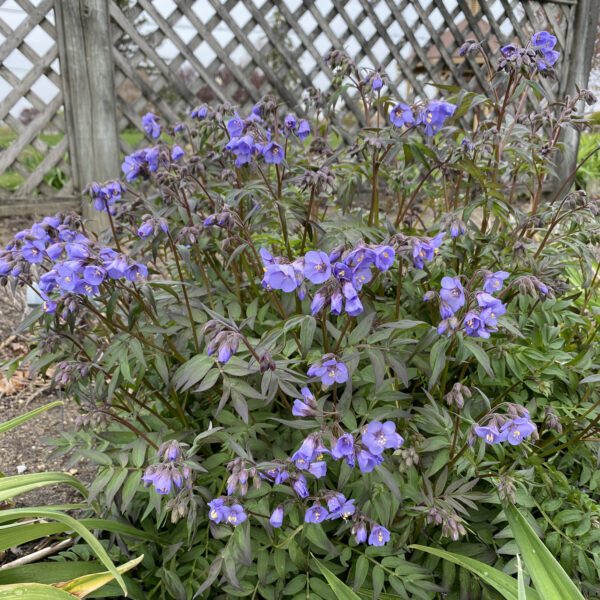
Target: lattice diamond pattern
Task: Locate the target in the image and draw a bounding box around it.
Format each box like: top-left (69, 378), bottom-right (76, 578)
top-left (0, 0), bottom-right (580, 206)
top-left (109, 0), bottom-right (574, 152)
top-left (0, 0), bottom-right (72, 199)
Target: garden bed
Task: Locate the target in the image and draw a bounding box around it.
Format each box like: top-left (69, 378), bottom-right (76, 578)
top-left (0, 217), bottom-right (91, 512)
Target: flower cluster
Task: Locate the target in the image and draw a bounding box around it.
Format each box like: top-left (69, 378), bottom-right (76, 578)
top-left (87, 180), bottom-right (124, 214)
top-left (207, 497), bottom-right (247, 526)
top-left (307, 354), bottom-right (348, 386)
top-left (207, 420), bottom-right (403, 544)
top-left (0, 214), bottom-right (148, 315)
top-left (411, 233), bottom-right (445, 268)
top-left (202, 320), bottom-right (242, 364)
top-left (431, 271), bottom-right (509, 338)
top-left (473, 405), bottom-right (537, 446)
top-left (121, 143), bottom-right (184, 183)
top-left (142, 440), bottom-right (192, 495)
top-left (223, 109), bottom-right (310, 167)
top-left (499, 30), bottom-right (560, 74)
top-left (260, 242), bottom-right (395, 317)
top-left (390, 100), bottom-right (457, 135)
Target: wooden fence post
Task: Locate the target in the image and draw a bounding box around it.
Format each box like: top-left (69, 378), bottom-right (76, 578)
top-left (557, 0), bottom-right (600, 189)
top-left (54, 0), bottom-right (120, 233)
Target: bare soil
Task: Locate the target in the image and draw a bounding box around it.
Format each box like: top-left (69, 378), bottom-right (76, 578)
top-left (0, 217), bottom-right (93, 510)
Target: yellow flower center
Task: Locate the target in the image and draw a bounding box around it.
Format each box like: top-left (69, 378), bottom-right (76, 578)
top-left (210, 509), bottom-right (218, 519)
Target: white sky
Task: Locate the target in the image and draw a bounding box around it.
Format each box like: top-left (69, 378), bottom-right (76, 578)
top-left (0, 0), bottom-right (597, 120)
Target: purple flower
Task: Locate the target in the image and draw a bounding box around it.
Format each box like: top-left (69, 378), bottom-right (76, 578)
top-left (304, 250), bottom-right (331, 284)
top-left (500, 417), bottom-right (537, 445)
top-left (329, 290), bottom-right (342, 315)
top-left (476, 292), bottom-right (506, 323)
top-left (537, 49), bottom-right (560, 71)
top-left (437, 316), bottom-right (459, 336)
top-left (292, 387), bottom-right (317, 417)
top-left (124, 262), bottom-right (148, 283)
top-left (305, 503), bottom-right (328, 523)
top-left (309, 461), bottom-right (327, 478)
top-left (412, 233), bottom-right (445, 269)
top-left (297, 119), bottom-right (311, 140)
top-left (225, 504), bottom-right (247, 526)
top-left (357, 449), bottom-right (383, 473)
top-left (284, 114), bottom-right (297, 133)
top-left (353, 521), bottom-right (368, 543)
top-left (263, 141), bottom-right (284, 164)
top-left (417, 100), bottom-right (457, 136)
top-left (327, 494), bottom-right (356, 520)
top-left (142, 463), bottom-right (186, 495)
top-left (361, 421), bottom-right (404, 455)
top-left (450, 221), bottom-right (465, 238)
top-left (311, 290), bottom-right (327, 315)
top-left (345, 294), bottom-right (364, 317)
top-left (56, 264), bottom-right (77, 292)
top-left (439, 301), bottom-right (455, 319)
top-left (483, 271), bottom-right (509, 294)
top-left (171, 145), bottom-right (185, 161)
top-left (270, 505), bottom-right (284, 528)
top-left (42, 297), bottom-right (57, 314)
top-left (191, 105), bottom-right (208, 119)
top-left (262, 263), bottom-right (298, 292)
top-left (463, 311), bottom-right (489, 338)
top-left (332, 433), bottom-right (355, 459)
top-left (532, 31), bottom-right (557, 50)
top-left (208, 497), bottom-right (227, 523)
top-left (372, 245), bottom-right (395, 271)
top-left (474, 425), bottom-right (502, 445)
top-left (368, 525), bottom-right (390, 546)
top-left (142, 112), bottom-right (161, 139)
top-left (501, 44), bottom-right (518, 57)
top-left (308, 357), bottom-right (349, 386)
top-left (439, 277), bottom-right (465, 313)
top-left (292, 475), bottom-right (309, 498)
top-left (390, 103), bottom-right (415, 128)
top-left (371, 73), bottom-right (383, 91)
top-left (226, 116), bottom-right (245, 138)
top-left (161, 440), bottom-right (183, 461)
top-left (21, 241), bottom-right (45, 264)
top-left (137, 221), bottom-right (155, 239)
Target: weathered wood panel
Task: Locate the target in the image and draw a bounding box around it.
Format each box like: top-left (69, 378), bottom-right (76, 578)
top-left (0, 0), bottom-right (597, 217)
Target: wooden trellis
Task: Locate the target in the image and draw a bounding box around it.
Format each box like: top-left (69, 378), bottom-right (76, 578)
top-left (0, 0), bottom-right (598, 217)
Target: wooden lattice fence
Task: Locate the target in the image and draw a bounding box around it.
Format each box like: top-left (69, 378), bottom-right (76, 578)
top-left (0, 0), bottom-right (598, 217)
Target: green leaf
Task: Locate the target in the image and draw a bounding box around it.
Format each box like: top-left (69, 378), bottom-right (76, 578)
top-left (313, 558), bottom-right (361, 600)
top-left (504, 504), bottom-right (585, 600)
top-left (0, 401), bottom-right (63, 435)
top-left (0, 583), bottom-right (76, 599)
top-left (0, 509), bottom-right (127, 597)
top-left (57, 555), bottom-right (143, 598)
top-left (517, 555), bottom-right (527, 600)
top-left (0, 473), bottom-right (87, 503)
top-left (172, 354), bottom-right (213, 392)
top-left (462, 338), bottom-right (494, 377)
top-left (410, 544), bottom-right (540, 600)
top-left (428, 337), bottom-right (448, 390)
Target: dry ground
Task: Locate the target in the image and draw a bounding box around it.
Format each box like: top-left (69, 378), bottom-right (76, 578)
top-left (0, 217), bottom-right (92, 511)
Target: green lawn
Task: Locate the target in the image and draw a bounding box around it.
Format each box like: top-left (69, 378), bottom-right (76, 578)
top-left (0, 127), bottom-right (145, 193)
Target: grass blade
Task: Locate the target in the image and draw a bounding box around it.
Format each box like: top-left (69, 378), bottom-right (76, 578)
top-left (0, 401), bottom-right (63, 435)
top-left (410, 545), bottom-right (540, 600)
top-left (0, 509), bottom-right (127, 597)
top-left (504, 504), bottom-right (585, 600)
top-left (313, 557), bottom-right (361, 600)
top-left (56, 555), bottom-right (143, 598)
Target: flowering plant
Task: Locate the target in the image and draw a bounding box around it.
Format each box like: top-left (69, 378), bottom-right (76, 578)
top-left (2, 32), bottom-right (600, 598)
